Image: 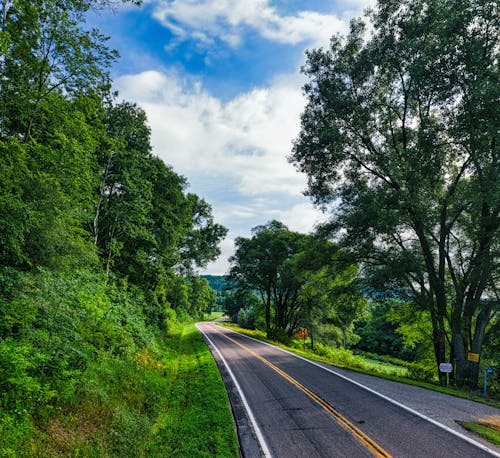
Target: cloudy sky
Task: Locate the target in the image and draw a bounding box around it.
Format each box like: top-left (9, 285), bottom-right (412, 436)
top-left (88, 0), bottom-right (374, 274)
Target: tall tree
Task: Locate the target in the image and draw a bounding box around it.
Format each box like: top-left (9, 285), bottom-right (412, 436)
top-left (94, 102), bottom-right (154, 277)
top-left (290, 0), bottom-right (499, 386)
top-left (0, 0), bottom-right (124, 140)
top-left (0, 0), bottom-right (135, 270)
top-left (229, 221), bottom-right (307, 339)
top-left (180, 194), bottom-right (228, 273)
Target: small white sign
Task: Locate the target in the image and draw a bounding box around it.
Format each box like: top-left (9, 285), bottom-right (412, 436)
top-left (439, 363), bottom-right (453, 373)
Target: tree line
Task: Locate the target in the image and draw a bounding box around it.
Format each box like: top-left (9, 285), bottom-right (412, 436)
top-left (0, 0), bottom-right (225, 449)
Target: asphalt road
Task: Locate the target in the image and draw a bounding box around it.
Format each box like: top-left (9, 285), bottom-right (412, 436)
top-left (197, 322), bottom-right (499, 458)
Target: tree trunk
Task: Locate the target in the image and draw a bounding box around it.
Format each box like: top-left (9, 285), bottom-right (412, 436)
top-left (265, 290), bottom-right (271, 337)
top-left (464, 308), bottom-right (491, 388)
top-left (452, 330), bottom-right (466, 387)
top-left (430, 306), bottom-right (448, 385)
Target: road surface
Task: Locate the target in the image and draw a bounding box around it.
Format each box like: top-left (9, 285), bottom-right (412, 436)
top-left (197, 322), bottom-right (500, 458)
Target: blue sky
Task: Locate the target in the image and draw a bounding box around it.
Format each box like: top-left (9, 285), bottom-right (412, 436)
top-left (87, 0), bottom-right (374, 274)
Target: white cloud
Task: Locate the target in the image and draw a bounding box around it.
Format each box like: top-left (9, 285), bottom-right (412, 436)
top-left (263, 202), bottom-right (327, 234)
top-left (116, 69), bottom-right (307, 197)
top-left (151, 0), bottom-right (348, 48)
top-left (202, 236), bottom-right (235, 275)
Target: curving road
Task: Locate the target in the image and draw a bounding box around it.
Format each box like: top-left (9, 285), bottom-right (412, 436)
top-left (197, 322), bottom-right (500, 458)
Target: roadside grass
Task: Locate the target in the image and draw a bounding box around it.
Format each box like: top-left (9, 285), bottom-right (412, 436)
top-left (203, 311), bottom-right (225, 321)
top-left (220, 323), bottom-right (500, 409)
top-left (460, 420), bottom-right (500, 446)
top-left (143, 323), bottom-right (238, 457)
top-left (22, 323), bottom-right (238, 457)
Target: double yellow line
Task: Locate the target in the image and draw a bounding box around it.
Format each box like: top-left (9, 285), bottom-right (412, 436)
top-left (214, 327), bottom-right (392, 458)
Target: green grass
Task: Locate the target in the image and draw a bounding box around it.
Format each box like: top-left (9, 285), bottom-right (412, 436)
top-left (9, 323), bottom-right (239, 457)
top-left (143, 323), bottom-right (238, 457)
top-left (202, 311), bottom-right (225, 321)
top-left (461, 421), bottom-right (500, 446)
top-left (220, 323), bottom-right (500, 409)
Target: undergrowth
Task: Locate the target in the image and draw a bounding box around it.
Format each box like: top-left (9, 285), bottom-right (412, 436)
top-left (0, 268), bottom-right (238, 457)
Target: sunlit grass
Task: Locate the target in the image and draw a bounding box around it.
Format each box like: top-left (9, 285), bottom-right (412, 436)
top-left (23, 323), bottom-right (239, 457)
top-left (202, 311), bottom-right (225, 321)
top-left (461, 419), bottom-right (500, 446)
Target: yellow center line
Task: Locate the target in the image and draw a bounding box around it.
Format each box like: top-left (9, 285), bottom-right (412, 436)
top-left (212, 326), bottom-right (393, 458)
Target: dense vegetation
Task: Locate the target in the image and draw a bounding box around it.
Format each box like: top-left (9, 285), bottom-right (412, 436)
top-left (227, 221), bottom-right (367, 346)
top-left (202, 275), bottom-right (227, 311)
top-left (0, 0), bottom-right (235, 454)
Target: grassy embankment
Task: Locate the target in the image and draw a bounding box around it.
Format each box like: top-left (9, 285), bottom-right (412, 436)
top-left (461, 416), bottom-right (500, 446)
top-left (2, 323), bottom-right (238, 457)
top-left (220, 323), bottom-right (500, 409)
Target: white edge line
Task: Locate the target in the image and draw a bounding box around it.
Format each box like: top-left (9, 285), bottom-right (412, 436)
top-left (218, 324), bottom-right (500, 458)
top-left (196, 324), bottom-right (273, 458)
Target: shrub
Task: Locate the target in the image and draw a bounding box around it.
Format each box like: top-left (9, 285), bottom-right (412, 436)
top-left (237, 307), bottom-right (256, 329)
top-left (407, 362), bottom-right (436, 381)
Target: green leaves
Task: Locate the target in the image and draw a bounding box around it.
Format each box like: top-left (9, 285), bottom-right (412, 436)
top-left (290, 0), bottom-right (499, 386)
top-left (229, 220), bottom-right (365, 344)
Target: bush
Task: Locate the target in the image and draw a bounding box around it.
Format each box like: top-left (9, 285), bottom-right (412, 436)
top-left (407, 362), bottom-right (436, 381)
top-left (237, 307), bottom-right (256, 329)
top-left (0, 413), bottom-right (35, 457)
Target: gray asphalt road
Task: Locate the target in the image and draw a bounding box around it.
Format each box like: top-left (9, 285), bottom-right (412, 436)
top-left (197, 322), bottom-right (499, 458)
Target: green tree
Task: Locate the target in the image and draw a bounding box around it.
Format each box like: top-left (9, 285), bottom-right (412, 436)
top-left (229, 221), bottom-right (307, 339)
top-left (229, 221), bottom-right (366, 342)
top-left (354, 299), bottom-right (415, 360)
top-left (299, 264), bottom-right (366, 349)
top-left (181, 194), bottom-right (228, 273)
top-left (224, 289), bottom-right (260, 323)
top-left (290, 0), bottom-right (499, 386)
top-left (0, 0), bottom-right (124, 140)
top-left (0, 0), bottom-right (134, 270)
top-left (188, 277), bottom-right (216, 319)
top-left (94, 102), bottom-right (155, 278)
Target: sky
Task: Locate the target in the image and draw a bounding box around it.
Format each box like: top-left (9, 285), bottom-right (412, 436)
top-left (87, 0), bottom-right (375, 275)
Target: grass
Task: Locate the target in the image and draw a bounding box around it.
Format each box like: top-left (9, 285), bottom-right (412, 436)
top-left (460, 419), bottom-right (500, 446)
top-left (12, 323), bottom-right (239, 457)
top-left (202, 311), bottom-right (225, 321)
top-left (220, 323), bottom-right (500, 409)
top-left (143, 323), bottom-right (239, 457)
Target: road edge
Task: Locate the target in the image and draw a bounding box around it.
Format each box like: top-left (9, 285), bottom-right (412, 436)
top-left (196, 323), bottom-right (272, 458)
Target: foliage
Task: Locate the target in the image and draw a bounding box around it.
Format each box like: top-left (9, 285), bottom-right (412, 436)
top-left (202, 275), bottom-right (227, 311)
top-left (354, 300), bottom-right (416, 360)
top-left (228, 221), bottom-right (366, 345)
top-left (0, 0), bottom-right (229, 453)
top-left (290, 0), bottom-right (499, 387)
top-left (224, 289), bottom-right (261, 323)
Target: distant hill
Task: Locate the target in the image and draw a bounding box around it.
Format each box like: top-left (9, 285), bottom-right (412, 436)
top-left (202, 275), bottom-right (228, 310)
top-left (201, 275), bottom-right (227, 292)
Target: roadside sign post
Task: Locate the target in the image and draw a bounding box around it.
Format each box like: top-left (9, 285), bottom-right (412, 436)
top-left (439, 362), bottom-right (453, 385)
top-left (484, 368), bottom-right (494, 397)
top-left (295, 328), bottom-right (308, 350)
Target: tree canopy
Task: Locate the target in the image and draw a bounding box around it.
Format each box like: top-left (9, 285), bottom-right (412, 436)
top-left (290, 0), bottom-right (499, 386)
top-left (228, 221), bottom-right (366, 342)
